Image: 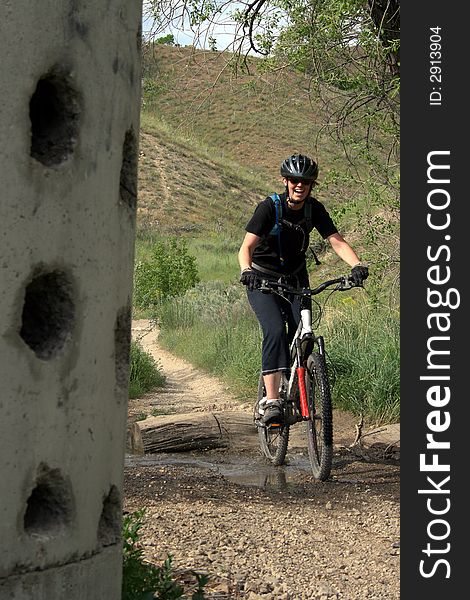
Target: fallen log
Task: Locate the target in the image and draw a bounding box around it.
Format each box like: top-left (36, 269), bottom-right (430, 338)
top-left (128, 411), bottom-right (257, 454)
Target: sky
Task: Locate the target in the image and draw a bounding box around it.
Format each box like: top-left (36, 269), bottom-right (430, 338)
top-left (142, 1), bottom-right (246, 52)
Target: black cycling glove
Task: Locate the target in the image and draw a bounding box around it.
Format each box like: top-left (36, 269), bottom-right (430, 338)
top-left (350, 264), bottom-right (369, 286)
top-left (240, 268), bottom-right (259, 291)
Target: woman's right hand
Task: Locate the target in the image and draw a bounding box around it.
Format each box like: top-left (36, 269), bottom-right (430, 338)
top-left (239, 268), bottom-right (259, 290)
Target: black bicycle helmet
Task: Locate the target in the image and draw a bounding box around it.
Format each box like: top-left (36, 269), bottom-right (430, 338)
top-left (280, 154), bottom-right (318, 182)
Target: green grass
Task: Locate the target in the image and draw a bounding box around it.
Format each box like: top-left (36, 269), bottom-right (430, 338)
top-left (187, 236), bottom-right (240, 283)
top-left (320, 300), bottom-right (400, 423)
top-left (135, 232), bottom-right (240, 291)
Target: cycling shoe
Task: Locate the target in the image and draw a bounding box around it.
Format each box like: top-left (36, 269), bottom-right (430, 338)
top-left (260, 399), bottom-right (284, 426)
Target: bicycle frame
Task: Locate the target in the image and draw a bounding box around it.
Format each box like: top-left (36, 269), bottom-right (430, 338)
top-left (287, 313), bottom-right (330, 418)
top-left (260, 275), bottom-right (355, 421)
top-left (287, 317), bottom-right (312, 419)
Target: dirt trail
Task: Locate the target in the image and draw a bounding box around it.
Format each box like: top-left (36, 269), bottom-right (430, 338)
top-left (124, 320), bottom-right (400, 600)
top-left (129, 319), bottom-right (252, 418)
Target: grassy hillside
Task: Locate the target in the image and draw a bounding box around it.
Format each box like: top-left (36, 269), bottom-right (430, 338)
top-left (137, 110), bottom-right (277, 283)
top-left (140, 44), bottom-right (374, 202)
top-left (138, 44), bottom-right (398, 265)
top-left (138, 113), bottom-right (272, 239)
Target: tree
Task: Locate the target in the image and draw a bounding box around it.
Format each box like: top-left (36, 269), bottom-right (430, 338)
top-left (268, 0), bottom-right (400, 178)
top-left (155, 33), bottom-right (178, 45)
top-left (143, 1), bottom-right (400, 145)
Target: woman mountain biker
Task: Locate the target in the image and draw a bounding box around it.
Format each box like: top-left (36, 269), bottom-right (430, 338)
top-left (238, 153), bottom-right (368, 426)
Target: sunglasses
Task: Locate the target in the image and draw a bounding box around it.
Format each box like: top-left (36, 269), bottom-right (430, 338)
top-left (287, 177), bottom-right (308, 185)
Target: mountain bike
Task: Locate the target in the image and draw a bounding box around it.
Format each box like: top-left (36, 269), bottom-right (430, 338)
top-left (253, 275), bottom-right (361, 481)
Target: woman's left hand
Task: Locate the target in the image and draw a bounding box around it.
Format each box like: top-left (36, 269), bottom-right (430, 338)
top-left (350, 264), bottom-right (369, 286)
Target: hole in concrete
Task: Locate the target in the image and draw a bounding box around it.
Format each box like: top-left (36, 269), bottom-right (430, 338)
top-left (115, 305), bottom-right (131, 388)
top-left (29, 68), bottom-right (80, 166)
top-left (119, 128), bottom-right (138, 211)
top-left (98, 485), bottom-right (121, 547)
top-left (24, 465), bottom-right (74, 538)
top-left (20, 270), bottom-right (75, 360)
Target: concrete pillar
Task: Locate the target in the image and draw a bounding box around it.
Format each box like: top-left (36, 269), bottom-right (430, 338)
top-left (0, 1), bottom-right (142, 598)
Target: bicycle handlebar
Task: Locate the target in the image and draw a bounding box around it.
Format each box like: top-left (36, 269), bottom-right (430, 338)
top-left (258, 275), bottom-right (360, 297)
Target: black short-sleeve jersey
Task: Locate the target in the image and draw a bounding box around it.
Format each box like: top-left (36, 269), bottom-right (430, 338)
top-left (245, 192), bottom-right (337, 274)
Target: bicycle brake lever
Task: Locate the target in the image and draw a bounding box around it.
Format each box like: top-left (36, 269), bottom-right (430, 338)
top-left (339, 276), bottom-right (355, 290)
top-left (258, 279), bottom-right (272, 293)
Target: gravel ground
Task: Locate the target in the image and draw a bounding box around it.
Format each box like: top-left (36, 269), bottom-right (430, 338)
top-left (124, 321), bottom-right (400, 599)
top-left (124, 450), bottom-right (399, 600)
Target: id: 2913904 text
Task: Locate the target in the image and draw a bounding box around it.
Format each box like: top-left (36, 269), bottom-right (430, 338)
top-left (429, 26), bottom-right (442, 107)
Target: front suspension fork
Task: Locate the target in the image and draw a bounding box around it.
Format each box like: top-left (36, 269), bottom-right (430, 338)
top-left (296, 335), bottom-right (325, 418)
top-left (295, 337), bottom-right (309, 418)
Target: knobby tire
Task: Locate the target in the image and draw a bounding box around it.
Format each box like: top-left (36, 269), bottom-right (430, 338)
top-left (255, 373), bottom-right (289, 466)
top-left (305, 352), bottom-right (333, 481)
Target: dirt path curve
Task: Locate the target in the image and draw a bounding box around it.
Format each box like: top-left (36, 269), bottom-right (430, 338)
top-left (129, 319), bottom-right (253, 418)
top-left (124, 320), bottom-right (400, 600)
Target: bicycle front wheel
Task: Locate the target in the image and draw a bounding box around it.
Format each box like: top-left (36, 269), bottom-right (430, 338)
top-left (305, 352), bottom-right (333, 481)
top-left (255, 373), bottom-right (289, 466)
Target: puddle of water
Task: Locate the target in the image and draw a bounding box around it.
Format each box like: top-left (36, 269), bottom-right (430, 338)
top-left (125, 453), bottom-right (215, 469)
top-left (218, 463), bottom-right (307, 489)
top-left (125, 452), bottom-right (314, 489)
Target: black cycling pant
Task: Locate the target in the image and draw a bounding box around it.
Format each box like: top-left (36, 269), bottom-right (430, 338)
top-left (247, 287), bottom-right (303, 375)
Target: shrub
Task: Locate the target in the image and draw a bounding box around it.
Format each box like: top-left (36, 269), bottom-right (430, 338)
top-left (156, 33), bottom-right (177, 46)
top-left (129, 340), bottom-right (166, 399)
top-left (134, 237), bottom-right (199, 309)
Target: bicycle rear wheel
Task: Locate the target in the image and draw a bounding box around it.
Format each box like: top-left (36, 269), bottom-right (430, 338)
top-left (255, 373), bottom-right (289, 466)
top-left (305, 352), bottom-right (333, 481)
